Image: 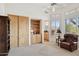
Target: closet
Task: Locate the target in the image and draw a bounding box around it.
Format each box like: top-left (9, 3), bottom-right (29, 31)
top-left (9, 15), bottom-right (29, 48)
top-left (31, 20), bottom-right (42, 44)
top-left (0, 16), bottom-right (10, 55)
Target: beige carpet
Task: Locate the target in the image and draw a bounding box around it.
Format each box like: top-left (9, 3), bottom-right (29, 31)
top-left (44, 42), bottom-right (79, 56)
top-left (8, 42), bottom-right (79, 56)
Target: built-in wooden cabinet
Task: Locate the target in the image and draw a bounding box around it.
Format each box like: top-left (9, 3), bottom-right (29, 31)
top-left (19, 16), bottom-right (29, 47)
top-left (0, 16), bottom-right (10, 55)
top-left (31, 20), bottom-right (42, 44)
top-left (9, 15), bottom-right (29, 48)
top-left (44, 31), bottom-right (49, 42)
top-left (31, 20), bottom-right (40, 34)
top-left (9, 15), bottom-right (18, 48)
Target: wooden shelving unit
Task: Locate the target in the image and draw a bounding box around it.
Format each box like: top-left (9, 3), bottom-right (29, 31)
top-left (31, 20), bottom-right (40, 34)
top-left (31, 20), bottom-right (42, 44)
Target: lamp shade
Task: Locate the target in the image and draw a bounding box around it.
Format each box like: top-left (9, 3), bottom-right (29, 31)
top-left (57, 29), bottom-right (61, 33)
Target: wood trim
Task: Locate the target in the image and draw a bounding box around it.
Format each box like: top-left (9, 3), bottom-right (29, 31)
top-left (17, 16), bottom-right (19, 47)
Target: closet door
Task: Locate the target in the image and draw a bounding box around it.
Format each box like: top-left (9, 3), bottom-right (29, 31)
top-left (19, 16), bottom-right (29, 47)
top-left (9, 15), bottom-right (18, 48)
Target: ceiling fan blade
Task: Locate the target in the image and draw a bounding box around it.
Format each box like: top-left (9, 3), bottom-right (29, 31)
top-left (51, 3), bottom-right (57, 6)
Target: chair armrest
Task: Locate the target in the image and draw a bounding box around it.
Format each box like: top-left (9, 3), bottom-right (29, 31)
top-left (70, 42), bottom-right (77, 45)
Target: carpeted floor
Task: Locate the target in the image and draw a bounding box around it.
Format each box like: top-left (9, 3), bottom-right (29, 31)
top-left (8, 42), bottom-right (79, 56)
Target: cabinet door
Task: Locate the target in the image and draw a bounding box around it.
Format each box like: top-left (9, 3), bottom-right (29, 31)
top-left (31, 35), bottom-right (37, 44)
top-left (9, 15), bottom-right (18, 48)
top-left (36, 34), bottom-right (41, 43)
top-left (9, 15), bottom-right (29, 48)
top-left (44, 32), bottom-right (49, 41)
top-left (19, 16), bottom-right (29, 47)
top-left (0, 18), bottom-right (7, 53)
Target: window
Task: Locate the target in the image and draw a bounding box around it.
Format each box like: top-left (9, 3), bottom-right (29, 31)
top-left (65, 16), bottom-right (79, 35)
top-left (44, 21), bottom-right (49, 31)
top-left (51, 19), bottom-right (60, 29)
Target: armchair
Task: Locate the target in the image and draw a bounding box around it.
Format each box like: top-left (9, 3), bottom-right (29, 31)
top-left (60, 34), bottom-right (78, 52)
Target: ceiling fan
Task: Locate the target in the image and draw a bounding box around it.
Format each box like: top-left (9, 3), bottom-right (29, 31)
top-left (50, 3), bottom-right (57, 6)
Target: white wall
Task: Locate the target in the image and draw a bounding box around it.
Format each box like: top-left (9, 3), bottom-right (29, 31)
top-left (5, 3), bottom-right (49, 20)
top-left (48, 13), bottom-right (66, 42)
top-left (1, 3), bottom-right (77, 43)
top-left (0, 3), bottom-right (6, 15)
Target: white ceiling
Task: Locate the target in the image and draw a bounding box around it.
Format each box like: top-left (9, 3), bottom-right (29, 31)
top-left (5, 3), bottom-right (79, 11)
top-left (45, 3), bottom-right (79, 14)
top-left (5, 3), bottom-right (79, 13)
top-left (2, 3), bottom-right (79, 19)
